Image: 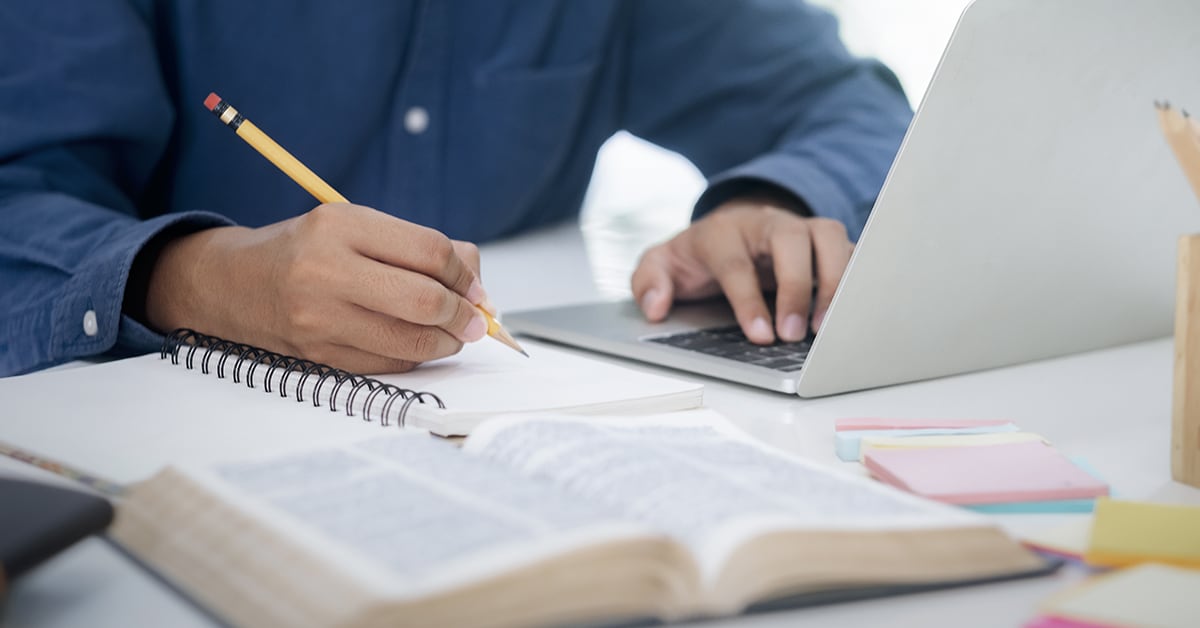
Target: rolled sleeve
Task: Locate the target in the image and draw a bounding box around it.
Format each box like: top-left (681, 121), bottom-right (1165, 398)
top-left (622, 1), bottom-right (912, 241)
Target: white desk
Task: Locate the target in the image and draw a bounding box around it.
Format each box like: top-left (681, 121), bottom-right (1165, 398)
top-left (5, 221), bottom-right (1198, 628)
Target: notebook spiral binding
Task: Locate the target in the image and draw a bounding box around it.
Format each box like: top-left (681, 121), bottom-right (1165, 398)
top-left (159, 329), bottom-right (444, 428)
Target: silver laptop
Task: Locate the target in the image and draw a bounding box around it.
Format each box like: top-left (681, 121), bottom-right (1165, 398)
top-left (504, 0), bottom-right (1200, 396)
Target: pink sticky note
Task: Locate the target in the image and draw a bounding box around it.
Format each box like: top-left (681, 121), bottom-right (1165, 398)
top-left (1023, 616), bottom-right (1110, 628)
top-left (835, 417), bottom-right (1015, 431)
top-left (863, 441), bottom-right (1109, 505)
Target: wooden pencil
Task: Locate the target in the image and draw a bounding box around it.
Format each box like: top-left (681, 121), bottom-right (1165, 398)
top-left (203, 92), bottom-right (526, 357)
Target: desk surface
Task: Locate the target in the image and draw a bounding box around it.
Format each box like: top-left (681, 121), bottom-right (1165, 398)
top-left (5, 221), bottom-right (1198, 628)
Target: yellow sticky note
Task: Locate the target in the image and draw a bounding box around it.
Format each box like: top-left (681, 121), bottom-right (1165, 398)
top-left (1040, 563), bottom-right (1200, 628)
top-left (1085, 498), bottom-right (1200, 568)
top-left (858, 432), bottom-right (1047, 462)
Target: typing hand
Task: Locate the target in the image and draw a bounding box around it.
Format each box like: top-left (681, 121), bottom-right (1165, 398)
top-left (631, 200), bottom-right (853, 344)
top-left (142, 203), bottom-right (488, 373)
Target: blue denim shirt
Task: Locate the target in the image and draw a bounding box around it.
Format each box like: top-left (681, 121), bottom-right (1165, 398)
top-left (0, 0), bottom-right (911, 375)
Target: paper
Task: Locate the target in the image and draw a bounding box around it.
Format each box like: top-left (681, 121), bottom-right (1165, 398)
top-left (0, 340), bottom-right (702, 484)
top-left (863, 441), bottom-right (1109, 505)
top-left (1021, 518), bottom-right (1095, 561)
top-left (1039, 563), bottom-right (1200, 628)
top-left (858, 432), bottom-right (1048, 461)
top-left (1023, 616), bottom-right (1108, 628)
top-left (835, 417), bottom-right (1014, 431)
top-left (835, 424), bottom-right (1019, 461)
top-left (211, 433), bottom-right (630, 584)
top-left (1085, 498), bottom-right (1200, 568)
top-left (465, 410), bottom-right (974, 583)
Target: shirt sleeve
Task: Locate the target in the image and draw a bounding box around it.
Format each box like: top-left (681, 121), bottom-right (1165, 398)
top-left (0, 2), bottom-right (231, 376)
top-left (621, 0), bottom-right (913, 240)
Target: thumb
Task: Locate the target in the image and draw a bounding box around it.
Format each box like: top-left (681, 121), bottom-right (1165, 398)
top-left (631, 247), bottom-right (675, 322)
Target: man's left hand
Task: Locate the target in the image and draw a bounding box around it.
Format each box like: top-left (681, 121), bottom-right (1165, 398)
top-left (631, 199), bottom-right (853, 344)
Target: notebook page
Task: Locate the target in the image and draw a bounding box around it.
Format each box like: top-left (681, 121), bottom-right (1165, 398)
top-left (464, 410), bottom-right (979, 584)
top-left (380, 339), bottom-right (704, 435)
top-left (0, 339), bottom-right (701, 483)
top-left (192, 432), bottom-right (655, 598)
top-left (0, 354), bottom-right (383, 484)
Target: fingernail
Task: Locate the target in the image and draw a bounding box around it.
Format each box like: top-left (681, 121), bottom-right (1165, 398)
top-left (748, 317), bottom-right (774, 343)
top-left (640, 288), bottom-right (662, 316)
top-left (466, 280), bottom-right (486, 305)
top-left (463, 314), bottom-right (488, 342)
top-left (812, 310), bottom-right (827, 332)
top-left (480, 297), bottom-right (498, 316)
top-left (779, 314), bottom-right (806, 342)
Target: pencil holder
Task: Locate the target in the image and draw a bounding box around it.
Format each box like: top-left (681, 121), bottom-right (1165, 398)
top-left (1172, 234), bottom-right (1200, 488)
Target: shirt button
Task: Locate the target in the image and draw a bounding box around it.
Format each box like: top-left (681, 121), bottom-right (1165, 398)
top-left (82, 310), bottom-right (98, 337)
top-left (404, 107), bottom-right (429, 135)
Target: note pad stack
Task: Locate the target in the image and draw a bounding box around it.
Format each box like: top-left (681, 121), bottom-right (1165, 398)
top-left (98, 410), bottom-right (1057, 628)
top-left (839, 420), bottom-right (1110, 513)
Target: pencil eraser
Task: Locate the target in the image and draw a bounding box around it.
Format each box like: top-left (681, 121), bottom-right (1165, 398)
top-left (204, 92), bottom-right (222, 111)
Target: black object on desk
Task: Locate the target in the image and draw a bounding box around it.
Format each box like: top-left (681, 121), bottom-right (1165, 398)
top-left (0, 477), bottom-right (114, 592)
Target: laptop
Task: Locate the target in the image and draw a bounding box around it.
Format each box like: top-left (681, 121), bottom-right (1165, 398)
top-left (503, 0), bottom-right (1200, 396)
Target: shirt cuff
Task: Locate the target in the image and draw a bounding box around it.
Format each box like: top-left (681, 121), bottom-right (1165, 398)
top-left (50, 211), bottom-right (235, 364)
top-left (693, 153), bottom-right (864, 240)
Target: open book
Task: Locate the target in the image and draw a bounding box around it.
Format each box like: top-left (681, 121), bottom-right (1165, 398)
top-left (0, 331), bottom-right (702, 484)
top-left (112, 410), bottom-right (1052, 628)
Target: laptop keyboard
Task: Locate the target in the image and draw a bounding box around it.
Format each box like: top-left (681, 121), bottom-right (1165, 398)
top-left (645, 325), bottom-right (812, 372)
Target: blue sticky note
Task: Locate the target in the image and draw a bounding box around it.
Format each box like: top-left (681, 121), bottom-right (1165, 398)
top-left (834, 424), bottom-right (1020, 461)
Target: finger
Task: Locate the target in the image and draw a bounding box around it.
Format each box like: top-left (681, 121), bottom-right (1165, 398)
top-left (452, 240), bottom-right (492, 313)
top-left (768, 219), bottom-right (814, 342)
top-left (340, 255), bottom-right (488, 342)
top-left (695, 225), bottom-right (774, 344)
top-left (808, 218), bottom-right (852, 332)
top-left (452, 240), bottom-right (481, 278)
top-left (631, 245), bottom-right (676, 322)
top-left (326, 302), bottom-right (466, 363)
top-left (341, 205), bottom-right (481, 301)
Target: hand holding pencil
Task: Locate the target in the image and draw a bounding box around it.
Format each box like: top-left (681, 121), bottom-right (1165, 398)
top-left (139, 94), bottom-right (523, 375)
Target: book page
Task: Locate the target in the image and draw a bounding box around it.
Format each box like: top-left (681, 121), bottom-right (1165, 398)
top-left (463, 410), bottom-right (980, 582)
top-left (376, 339), bottom-right (704, 434)
top-left (196, 432), bottom-right (654, 599)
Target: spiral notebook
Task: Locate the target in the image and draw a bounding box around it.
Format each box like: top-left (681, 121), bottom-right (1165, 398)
top-left (0, 329), bottom-right (703, 486)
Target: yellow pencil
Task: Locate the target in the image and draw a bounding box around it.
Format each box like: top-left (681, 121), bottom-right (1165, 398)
top-left (203, 92), bottom-right (527, 357)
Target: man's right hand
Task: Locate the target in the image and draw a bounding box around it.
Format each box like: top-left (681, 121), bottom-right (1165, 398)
top-left (143, 203), bottom-right (489, 374)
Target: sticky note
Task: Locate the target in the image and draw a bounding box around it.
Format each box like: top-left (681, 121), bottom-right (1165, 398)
top-left (1023, 616), bottom-right (1109, 628)
top-left (835, 423), bottom-right (1019, 461)
top-left (835, 417), bottom-right (1015, 431)
top-left (863, 441), bottom-right (1109, 505)
top-left (1021, 518), bottom-right (1095, 561)
top-left (965, 498), bottom-right (1095, 514)
top-left (1084, 499), bottom-right (1200, 568)
top-left (1039, 563), bottom-right (1200, 628)
top-left (964, 456), bottom-right (1106, 514)
top-left (858, 431), bottom-right (1048, 461)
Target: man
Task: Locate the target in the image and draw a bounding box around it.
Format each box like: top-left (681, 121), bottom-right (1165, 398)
top-left (0, 0), bottom-right (911, 376)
